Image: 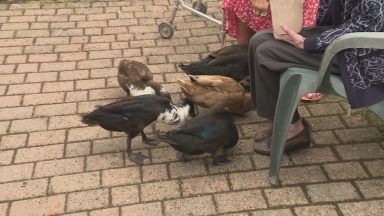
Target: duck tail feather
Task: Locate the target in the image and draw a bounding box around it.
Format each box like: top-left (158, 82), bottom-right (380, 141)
top-left (178, 78), bottom-right (193, 92)
top-left (177, 79), bottom-right (187, 90)
top-left (177, 78), bottom-right (186, 85)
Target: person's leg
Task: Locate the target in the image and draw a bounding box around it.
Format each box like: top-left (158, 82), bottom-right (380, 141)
top-left (236, 19), bottom-right (255, 45)
top-left (249, 30), bottom-right (275, 108)
top-left (249, 30), bottom-right (276, 141)
top-left (249, 27), bottom-right (337, 142)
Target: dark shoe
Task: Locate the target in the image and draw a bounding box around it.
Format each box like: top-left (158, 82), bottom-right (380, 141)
top-left (254, 119), bottom-right (311, 155)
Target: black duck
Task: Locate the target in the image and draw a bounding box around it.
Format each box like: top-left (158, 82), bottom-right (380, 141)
top-left (179, 44), bottom-right (249, 88)
top-left (178, 75), bottom-right (252, 114)
top-left (118, 59), bottom-right (170, 98)
top-left (81, 95), bottom-right (192, 165)
top-left (157, 112), bottom-right (239, 165)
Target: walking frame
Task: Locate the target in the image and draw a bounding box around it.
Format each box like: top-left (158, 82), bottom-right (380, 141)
top-left (158, 0), bottom-right (226, 47)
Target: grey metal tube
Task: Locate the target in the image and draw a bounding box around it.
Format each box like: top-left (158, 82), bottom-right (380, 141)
top-left (169, 0), bottom-right (181, 24)
top-left (179, 2), bottom-right (222, 26)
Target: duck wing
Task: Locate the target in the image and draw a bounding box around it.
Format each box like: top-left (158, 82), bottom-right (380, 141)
top-left (162, 127), bottom-right (223, 155)
top-left (164, 113), bottom-right (237, 153)
top-left (189, 75), bottom-right (245, 93)
top-left (102, 95), bottom-right (169, 117)
top-left (178, 77), bottom-right (218, 107)
top-left (83, 95), bottom-right (171, 132)
top-left (178, 75), bottom-right (246, 109)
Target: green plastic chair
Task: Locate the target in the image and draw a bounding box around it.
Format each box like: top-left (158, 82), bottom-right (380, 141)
top-left (269, 32), bottom-right (384, 185)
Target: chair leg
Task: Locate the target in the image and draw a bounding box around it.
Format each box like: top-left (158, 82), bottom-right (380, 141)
top-left (269, 75), bottom-right (303, 185)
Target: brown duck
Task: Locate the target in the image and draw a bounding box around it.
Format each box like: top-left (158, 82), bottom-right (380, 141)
top-left (118, 59), bottom-right (170, 98)
top-left (178, 75), bottom-right (252, 115)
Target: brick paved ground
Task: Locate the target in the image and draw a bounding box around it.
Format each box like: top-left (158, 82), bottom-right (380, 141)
top-left (0, 0), bottom-right (383, 215)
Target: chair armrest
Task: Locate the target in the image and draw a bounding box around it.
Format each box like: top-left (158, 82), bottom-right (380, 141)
top-left (316, 32), bottom-right (384, 90)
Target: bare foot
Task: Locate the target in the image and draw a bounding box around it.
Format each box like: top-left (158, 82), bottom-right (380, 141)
top-left (287, 119), bottom-right (304, 140)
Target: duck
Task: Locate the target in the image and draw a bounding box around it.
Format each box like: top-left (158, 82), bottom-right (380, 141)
top-left (179, 44), bottom-right (249, 89)
top-left (118, 59), bottom-right (170, 98)
top-left (81, 95), bottom-right (193, 165)
top-left (178, 75), bottom-right (252, 115)
top-left (157, 112), bottom-right (239, 165)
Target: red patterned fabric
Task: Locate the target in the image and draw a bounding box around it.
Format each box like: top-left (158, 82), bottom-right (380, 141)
top-left (222, 0), bottom-right (320, 38)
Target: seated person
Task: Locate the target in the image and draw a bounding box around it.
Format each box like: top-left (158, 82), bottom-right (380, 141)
top-left (249, 0), bottom-right (384, 154)
top-left (222, 0), bottom-right (318, 45)
top-left (222, 0), bottom-right (323, 101)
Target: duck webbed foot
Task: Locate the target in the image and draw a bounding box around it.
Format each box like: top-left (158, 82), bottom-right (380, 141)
top-left (129, 152), bottom-right (148, 165)
top-left (213, 156), bottom-right (231, 165)
top-left (141, 131), bottom-right (159, 146)
top-left (127, 136), bottom-right (148, 165)
top-left (212, 151), bottom-right (231, 166)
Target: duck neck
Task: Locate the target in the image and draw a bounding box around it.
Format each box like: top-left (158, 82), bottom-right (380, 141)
top-left (127, 84), bottom-right (156, 96)
top-left (157, 103), bottom-right (190, 124)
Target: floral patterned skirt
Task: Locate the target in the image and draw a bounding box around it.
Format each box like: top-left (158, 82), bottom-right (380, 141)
top-left (222, 0), bottom-right (320, 38)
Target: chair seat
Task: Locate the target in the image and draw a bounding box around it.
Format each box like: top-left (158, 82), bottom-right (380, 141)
top-left (281, 67), bottom-right (346, 98)
top-left (282, 67), bottom-right (384, 118)
top-left (368, 100), bottom-right (384, 119)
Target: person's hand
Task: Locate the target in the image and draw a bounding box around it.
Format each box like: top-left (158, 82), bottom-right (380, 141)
top-left (274, 24), bottom-right (305, 49)
top-left (252, 0), bottom-right (269, 16)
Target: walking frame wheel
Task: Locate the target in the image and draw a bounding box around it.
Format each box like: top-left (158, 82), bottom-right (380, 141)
top-left (192, 1), bottom-right (207, 14)
top-left (158, 22), bottom-right (175, 39)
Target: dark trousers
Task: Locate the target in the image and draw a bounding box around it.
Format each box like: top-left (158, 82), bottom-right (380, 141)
top-left (249, 27), bottom-right (337, 122)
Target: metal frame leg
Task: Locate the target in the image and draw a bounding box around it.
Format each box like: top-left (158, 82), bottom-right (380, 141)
top-left (161, 0), bottom-right (225, 44)
top-left (169, 0), bottom-right (181, 25)
top-left (221, 10), bottom-right (226, 47)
